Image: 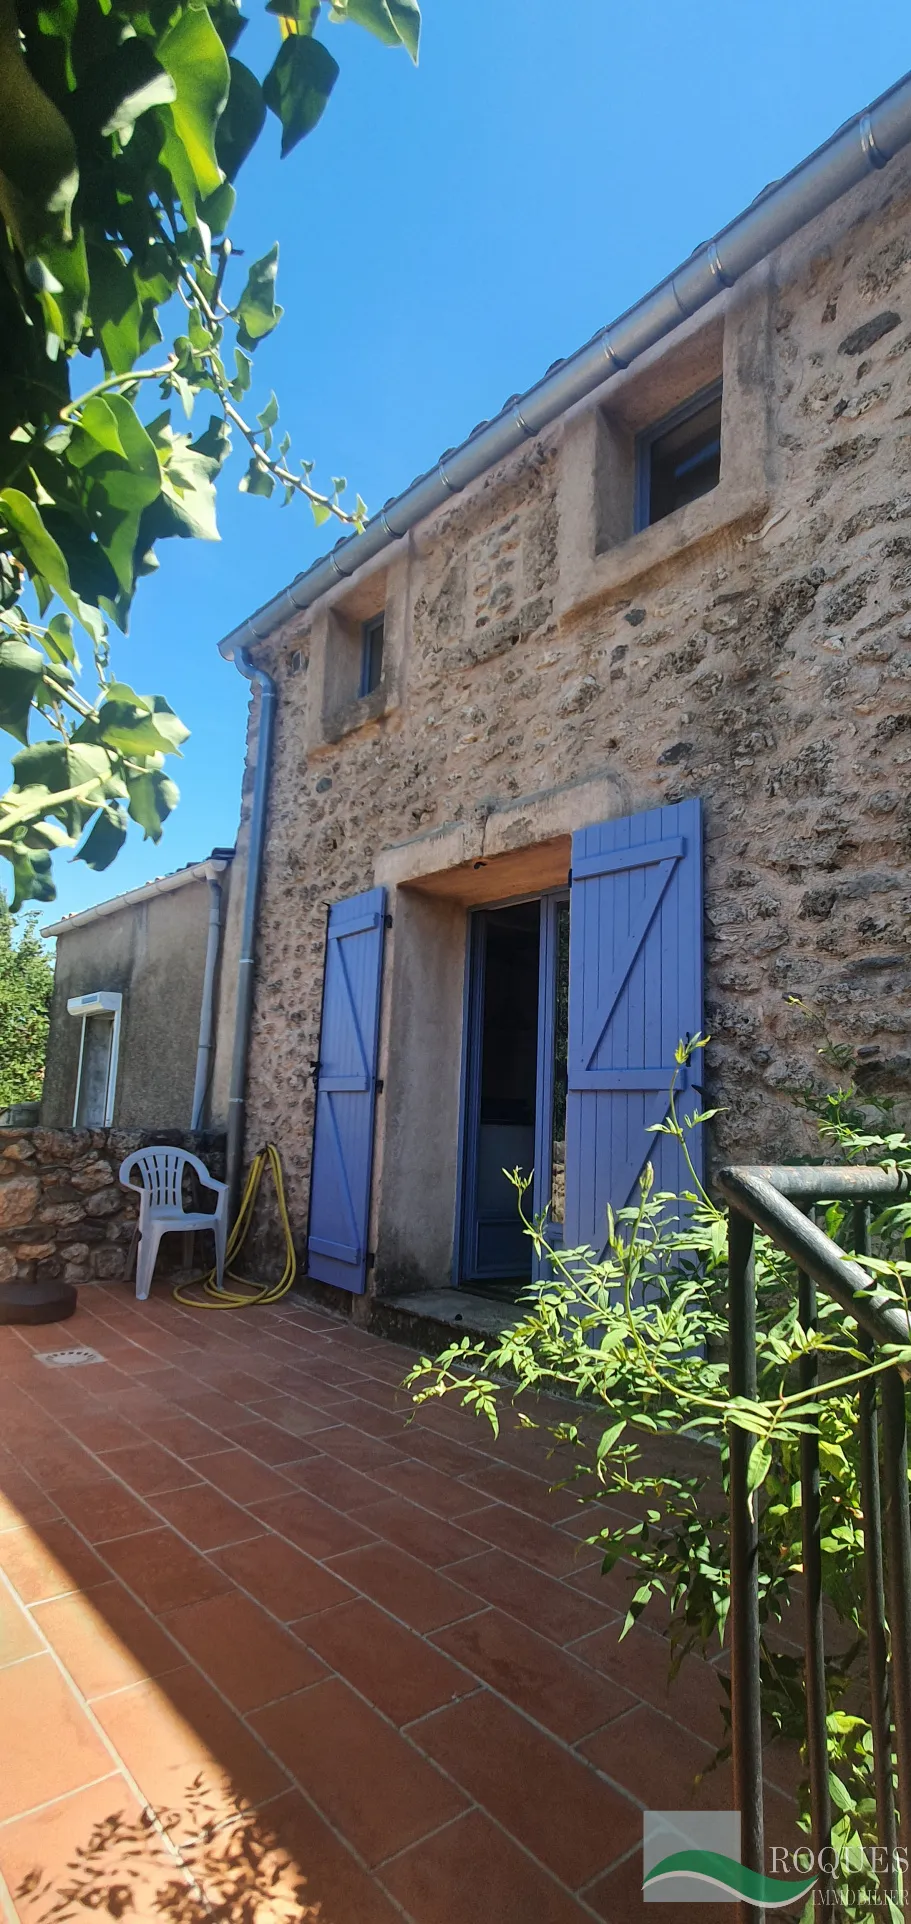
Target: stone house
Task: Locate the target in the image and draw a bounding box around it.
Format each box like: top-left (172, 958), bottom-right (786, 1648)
top-left (41, 850), bottom-right (236, 1135)
top-left (214, 88), bottom-right (911, 1322)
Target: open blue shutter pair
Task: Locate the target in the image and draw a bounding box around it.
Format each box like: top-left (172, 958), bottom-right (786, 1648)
top-left (307, 800), bottom-right (703, 1290)
top-left (563, 797), bottom-right (703, 1258)
top-left (307, 887), bottom-right (386, 1294)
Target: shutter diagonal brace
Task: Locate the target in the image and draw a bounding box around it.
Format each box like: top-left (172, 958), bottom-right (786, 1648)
top-left (575, 853), bottom-right (681, 1080)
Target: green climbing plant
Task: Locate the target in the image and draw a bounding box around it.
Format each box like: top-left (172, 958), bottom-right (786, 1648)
top-left (405, 1036), bottom-right (911, 1923)
top-left (0, 0), bottom-right (421, 907)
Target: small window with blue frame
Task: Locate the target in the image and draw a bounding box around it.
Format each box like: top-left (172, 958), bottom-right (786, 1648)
top-left (360, 613), bottom-right (385, 697)
top-left (636, 383), bottom-right (722, 530)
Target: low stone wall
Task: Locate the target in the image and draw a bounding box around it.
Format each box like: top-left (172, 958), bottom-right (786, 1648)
top-left (0, 1130), bottom-right (226, 1290)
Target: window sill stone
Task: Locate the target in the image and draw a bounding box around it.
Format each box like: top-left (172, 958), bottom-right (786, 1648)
top-left (557, 482), bottom-right (769, 625)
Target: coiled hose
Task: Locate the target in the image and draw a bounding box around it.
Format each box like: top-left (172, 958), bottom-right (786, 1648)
top-left (173, 1143), bottom-right (296, 1308)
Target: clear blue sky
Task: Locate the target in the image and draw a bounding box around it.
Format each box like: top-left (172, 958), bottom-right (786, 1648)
top-left (23, 0), bottom-right (911, 926)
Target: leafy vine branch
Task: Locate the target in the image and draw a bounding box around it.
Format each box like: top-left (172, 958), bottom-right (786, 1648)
top-left (0, 0), bottom-right (420, 906)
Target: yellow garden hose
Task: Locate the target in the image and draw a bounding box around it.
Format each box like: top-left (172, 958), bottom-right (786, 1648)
top-left (173, 1143), bottom-right (297, 1308)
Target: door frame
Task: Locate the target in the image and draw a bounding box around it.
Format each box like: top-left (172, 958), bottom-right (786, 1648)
top-left (454, 886), bottom-right (569, 1290)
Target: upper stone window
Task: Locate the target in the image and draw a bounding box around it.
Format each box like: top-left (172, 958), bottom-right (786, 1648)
top-left (360, 613), bottom-right (385, 697)
top-left (635, 383), bottom-right (722, 529)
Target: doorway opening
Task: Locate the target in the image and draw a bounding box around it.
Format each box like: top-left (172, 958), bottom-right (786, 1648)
top-left (460, 893), bottom-right (569, 1301)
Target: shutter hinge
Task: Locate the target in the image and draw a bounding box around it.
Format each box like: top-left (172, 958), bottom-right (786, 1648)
top-left (366, 1250), bottom-right (376, 1269)
top-left (384, 913), bottom-right (393, 929)
top-left (375, 1078), bottom-right (384, 1094)
top-left (567, 868), bottom-right (573, 886)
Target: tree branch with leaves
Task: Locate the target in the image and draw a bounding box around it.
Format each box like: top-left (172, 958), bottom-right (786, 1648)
top-left (0, 0), bottom-right (420, 907)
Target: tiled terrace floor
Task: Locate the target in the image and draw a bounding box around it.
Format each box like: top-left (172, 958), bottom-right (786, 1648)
top-left (0, 1282), bottom-right (797, 1923)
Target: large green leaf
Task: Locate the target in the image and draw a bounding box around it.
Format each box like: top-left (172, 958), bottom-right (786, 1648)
top-left (215, 58), bottom-right (266, 181)
top-left (0, 490), bottom-right (81, 621)
top-left (386, 0), bottom-right (420, 60)
top-left (8, 741), bottom-right (113, 826)
top-left (78, 394), bottom-right (163, 598)
top-left (234, 243), bottom-right (284, 349)
top-left (0, 639), bottom-right (45, 745)
top-left (75, 804), bottom-right (128, 871)
top-left (343, 0), bottom-right (420, 58)
top-left (159, 4), bottom-right (230, 202)
top-left (126, 769), bottom-right (180, 841)
top-left (85, 244), bottom-right (143, 375)
top-left (262, 36), bottom-right (339, 157)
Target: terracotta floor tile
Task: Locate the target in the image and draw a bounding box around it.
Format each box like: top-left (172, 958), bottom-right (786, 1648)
top-left (456, 1500), bottom-right (600, 1579)
top-left (163, 1588), bottom-right (326, 1710)
top-left (432, 1607), bottom-right (636, 1742)
top-left (375, 1457), bottom-right (498, 1519)
top-left (252, 1677), bottom-right (466, 1867)
top-left (93, 1663), bottom-right (288, 1834)
top-left (382, 1809), bottom-right (595, 1923)
top-left (284, 1454), bottom-right (386, 1512)
top-left (0, 1582), bottom-right (42, 1667)
top-left (0, 1469), bottom-right (61, 1532)
top-left (306, 1425), bottom-right (407, 1473)
top-left (414, 1690), bottom-right (640, 1887)
top-left (194, 1446), bottom-right (296, 1506)
top-left (566, 1622), bottom-right (728, 1747)
top-left (0, 1773), bottom-right (194, 1921)
top-left (31, 1579), bottom-right (184, 1699)
top-left (98, 1441), bottom-right (201, 1498)
top-left (49, 1476), bottom-right (158, 1545)
top-left (151, 1481), bottom-right (263, 1551)
top-left (399, 1428), bottom-right (495, 1479)
top-left (228, 1418), bottom-right (315, 1466)
top-left (460, 1460), bottom-right (583, 1523)
top-left (580, 1704), bottom-right (734, 1808)
top-left (585, 1846), bottom-right (737, 1924)
top-left (445, 1549), bottom-right (613, 1646)
top-left (298, 1598), bottom-right (473, 1725)
top-left (136, 1412), bottom-right (234, 1459)
top-left (100, 1526), bottom-right (231, 1615)
top-left (350, 1495), bottom-right (488, 1569)
top-left (337, 1396), bottom-right (411, 1440)
top-left (212, 1533), bottom-right (355, 1621)
top-left (185, 1787), bottom-right (404, 1924)
top-left (166, 1387), bottom-right (252, 1432)
top-left (6, 1435), bottom-right (101, 1489)
top-left (246, 1396), bottom-right (339, 1440)
top-left (0, 1653), bottom-right (113, 1821)
top-left (59, 1412), bottom-right (140, 1453)
top-left (328, 1542), bottom-right (479, 1633)
top-left (0, 1520), bottom-right (110, 1604)
top-left (252, 1490), bottom-right (378, 1561)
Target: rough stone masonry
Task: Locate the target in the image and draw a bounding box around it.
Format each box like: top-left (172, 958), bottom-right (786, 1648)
top-left (223, 144), bottom-right (911, 1278)
top-left (0, 1130), bottom-right (225, 1291)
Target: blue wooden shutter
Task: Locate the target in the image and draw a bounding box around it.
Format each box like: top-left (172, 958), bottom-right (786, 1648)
top-left (563, 799), bottom-right (703, 1257)
top-left (308, 886), bottom-right (386, 1293)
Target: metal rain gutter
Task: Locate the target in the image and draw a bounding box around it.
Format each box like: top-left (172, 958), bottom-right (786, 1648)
top-left (218, 65), bottom-right (911, 662)
top-left (41, 858), bottom-right (230, 939)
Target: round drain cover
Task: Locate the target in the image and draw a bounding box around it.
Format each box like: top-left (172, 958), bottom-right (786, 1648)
top-left (0, 1280), bottom-right (78, 1325)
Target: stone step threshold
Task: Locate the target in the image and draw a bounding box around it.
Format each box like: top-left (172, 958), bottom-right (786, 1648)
top-left (368, 1287), bottom-right (522, 1348)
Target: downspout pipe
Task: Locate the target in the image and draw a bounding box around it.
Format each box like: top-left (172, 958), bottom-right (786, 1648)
top-left (190, 872), bottom-right (223, 1130)
top-left (218, 64), bottom-right (911, 658)
top-left (223, 649), bottom-right (278, 1223)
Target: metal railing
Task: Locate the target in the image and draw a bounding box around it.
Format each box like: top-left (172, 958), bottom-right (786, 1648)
top-left (717, 1164), bottom-right (911, 1923)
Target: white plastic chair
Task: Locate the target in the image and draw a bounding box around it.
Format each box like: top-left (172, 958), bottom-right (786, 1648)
top-left (119, 1147), bottom-right (227, 1301)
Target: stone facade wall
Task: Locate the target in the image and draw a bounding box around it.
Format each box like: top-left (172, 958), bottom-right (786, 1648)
top-left (232, 149), bottom-right (911, 1285)
top-left (0, 1130), bottom-right (226, 1290)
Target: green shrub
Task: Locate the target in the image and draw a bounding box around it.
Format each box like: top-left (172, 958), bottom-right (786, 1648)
top-left (405, 1039), bottom-right (911, 1923)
